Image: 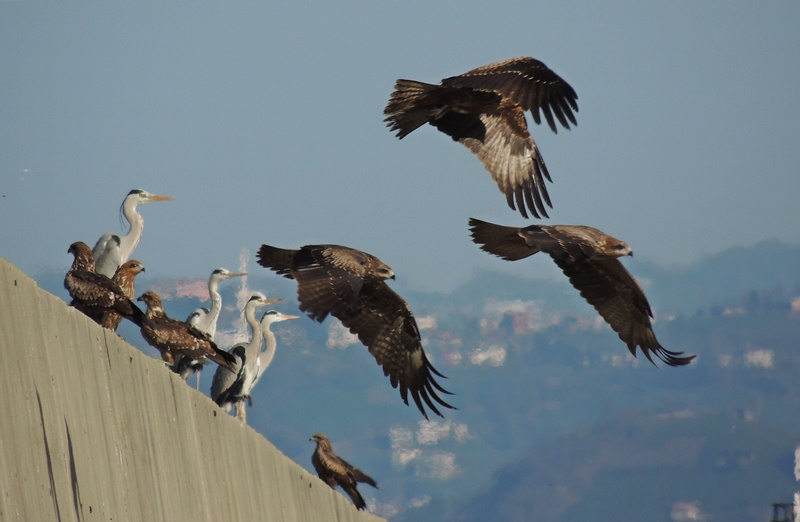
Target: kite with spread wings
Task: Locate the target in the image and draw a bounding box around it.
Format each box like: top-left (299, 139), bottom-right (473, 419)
top-left (468, 218), bottom-right (696, 366)
top-left (257, 243), bottom-right (454, 419)
top-left (385, 56), bottom-right (578, 219)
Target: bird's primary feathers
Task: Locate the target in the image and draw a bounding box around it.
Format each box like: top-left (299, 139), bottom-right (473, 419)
top-left (384, 56), bottom-right (578, 219)
top-left (468, 218), bottom-right (696, 366)
top-left (257, 243), bottom-right (454, 419)
top-left (137, 290), bottom-right (236, 371)
top-left (310, 433), bottom-right (378, 511)
top-left (64, 242), bottom-right (145, 328)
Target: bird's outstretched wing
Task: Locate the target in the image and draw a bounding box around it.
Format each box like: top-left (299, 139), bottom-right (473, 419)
top-left (336, 281), bottom-right (454, 419)
top-left (442, 56), bottom-right (578, 133)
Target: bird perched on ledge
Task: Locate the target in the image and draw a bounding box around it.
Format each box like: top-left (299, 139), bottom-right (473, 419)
top-left (257, 243), bottom-right (454, 419)
top-left (92, 189), bottom-right (173, 277)
top-left (137, 290), bottom-right (236, 372)
top-left (310, 433), bottom-right (378, 511)
top-left (210, 293), bottom-right (284, 422)
top-left (384, 56), bottom-right (578, 219)
top-left (468, 218), bottom-right (696, 366)
top-left (175, 268), bottom-right (248, 388)
top-left (101, 260), bottom-right (146, 331)
top-left (64, 242), bottom-right (145, 328)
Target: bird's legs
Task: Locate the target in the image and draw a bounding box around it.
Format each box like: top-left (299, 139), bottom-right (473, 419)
top-left (235, 399), bottom-right (247, 423)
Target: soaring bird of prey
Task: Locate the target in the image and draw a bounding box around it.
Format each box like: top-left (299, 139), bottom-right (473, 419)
top-left (137, 290), bottom-right (236, 372)
top-left (175, 268), bottom-right (247, 388)
top-left (64, 242), bottom-right (145, 328)
top-left (210, 293), bottom-right (283, 422)
top-left (468, 218), bottom-right (696, 366)
top-left (101, 260), bottom-right (146, 331)
top-left (384, 56), bottom-right (578, 219)
top-left (257, 243), bottom-right (454, 419)
top-left (93, 189), bottom-right (173, 277)
top-left (310, 433), bottom-right (378, 511)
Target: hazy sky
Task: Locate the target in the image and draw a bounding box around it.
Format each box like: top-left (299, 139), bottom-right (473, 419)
top-left (2, 2), bottom-right (798, 292)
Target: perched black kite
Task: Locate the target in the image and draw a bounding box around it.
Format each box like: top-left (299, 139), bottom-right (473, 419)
top-left (64, 241), bottom-right (145, 328)
top-left (137, 290), bottom-right (236, 371)
top-left (384, 56), bottom-right (578, 219)
top-left (310, 433), bottom-right (378, 511)
top-left (468, 218), bottom-right (696, 366)
top-left (101, 259), bottom-right (146, 331)
top-left (257, 243), bottom-right (454, 419)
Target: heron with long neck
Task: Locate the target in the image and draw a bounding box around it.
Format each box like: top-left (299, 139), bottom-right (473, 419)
top-left (210, 293), bottom-right (282, 423)
top-left (250, 310), bottom-right (299, 392)
top-left (93, 189), bottom-right (173, 277)
top-left (175, 268), bottom-right (247, 388)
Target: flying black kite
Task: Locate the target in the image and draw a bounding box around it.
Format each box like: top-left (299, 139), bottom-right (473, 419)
top-left (385, 56), bottom-right (578, 219)
top-left (468, 218), bottom-right (696, 366)
top-left (257, 243), bottom-right (454, 419)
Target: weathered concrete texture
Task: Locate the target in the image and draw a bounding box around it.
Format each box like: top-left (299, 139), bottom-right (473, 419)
top-left (0, 259), bottom-right (384, 522)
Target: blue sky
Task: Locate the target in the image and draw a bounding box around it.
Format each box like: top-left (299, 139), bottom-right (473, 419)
top-left (2, 2), bottom-right (798, 292)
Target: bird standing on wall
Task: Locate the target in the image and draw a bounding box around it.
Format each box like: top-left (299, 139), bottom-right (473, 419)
top-left (310, 433), bottom-right (378, 511)
top-left (137, 290), bottom-right (236, 371)
top-left (248, 310), bottom-right (299, 393)
top-left (384, 57), bottom-right (578, 219)
top-left (93, 189), bottom-right (173, 277)
top-left (175, 268), bottom-right (247, 388)
top-left (210, 293), bottom-right (283, 422)
top-left (257, 243), bottom-right (454, 419)
top-left (468, 218), bottom-right (696, 366)
top-left (101, 260), bottom-right (146, 331)
top-left (64, 242), bottom-right (145, 328)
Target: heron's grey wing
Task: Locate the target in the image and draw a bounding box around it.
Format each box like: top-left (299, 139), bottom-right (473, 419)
top-left (93, 233), bottom-right (123, 278)
top-left (211, 346), bottom-right (245, 405)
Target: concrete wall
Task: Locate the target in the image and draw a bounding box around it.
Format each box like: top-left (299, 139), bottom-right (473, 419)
top-left (0, 259), bottom-right (384, 522)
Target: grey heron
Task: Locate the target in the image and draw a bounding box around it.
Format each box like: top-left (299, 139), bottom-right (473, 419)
top-left (92, 189), bottom-right (173, 277)
top-left (175, 268), bottom-right (247, 388)
top-left (210, 293), bottom-right (282, 422)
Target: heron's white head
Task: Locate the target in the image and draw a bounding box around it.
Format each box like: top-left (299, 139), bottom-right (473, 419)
top-left (260, 310), bottom-right (300, 327)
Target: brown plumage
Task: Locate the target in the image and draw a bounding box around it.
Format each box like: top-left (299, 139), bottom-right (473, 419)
top-left (468, 218), bottom-right (696, 366)
top-left (384, 56), bottom-right (578, 219)
top-left (310, 433), bottom-right (378, 511)
top-left (101, 260), bottom-right (146, 331)
top-left (257, 243), bottom-right (454, 419)
top-left (64, 242), bottom-right (145, 328)
top-left (137, 290), bottom-right (236, 371)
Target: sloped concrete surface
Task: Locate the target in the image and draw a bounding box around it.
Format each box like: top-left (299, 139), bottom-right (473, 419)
top-left (0, 258), bottom-right (384, 522)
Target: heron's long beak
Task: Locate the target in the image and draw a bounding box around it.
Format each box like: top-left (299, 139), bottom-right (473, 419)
top-left (266, 298), bottom-right (284, 305)
top-left (150, 195), bottom-right (174, 202)
top-left (284, 315), bottom-right (300, 320)
top-left (229, 272), bottom-right (247, 277)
